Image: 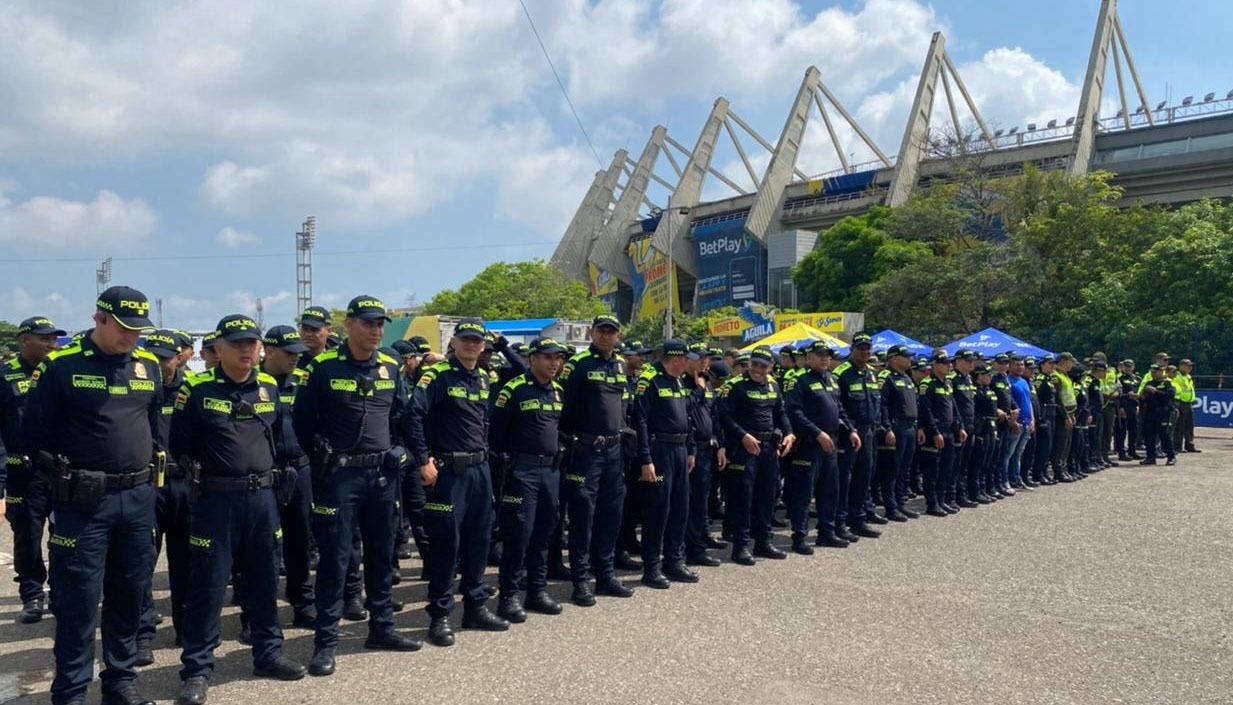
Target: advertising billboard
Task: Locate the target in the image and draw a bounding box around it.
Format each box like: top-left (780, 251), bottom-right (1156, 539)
top-left (694, 215), bottom-right (766, 312)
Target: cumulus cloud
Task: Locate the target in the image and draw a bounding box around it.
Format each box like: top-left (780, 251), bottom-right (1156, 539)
top-left (215, 226), bottom-right (262, 249)
top-left (0, 182), bottom-right (157, 248)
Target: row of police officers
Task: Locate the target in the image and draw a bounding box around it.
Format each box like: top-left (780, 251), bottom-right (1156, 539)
top-left (0, 286), bottom-right (1199, 705)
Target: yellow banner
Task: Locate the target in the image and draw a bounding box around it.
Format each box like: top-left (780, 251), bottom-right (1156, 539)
top-left (628, 237), bottom-right (680, 321)
top-left (775, 312), bottom-right (845, 333)
top-left (588, 262), bottom-right (618, 297)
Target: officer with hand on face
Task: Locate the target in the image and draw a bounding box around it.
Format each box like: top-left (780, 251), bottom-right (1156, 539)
top-left (1140, 364), bottom-right (1177, 466)
top-left (404, 318), bottom-right (510, 646)
top-left (1, 316), bottom-right (65, 626)
top-left (683, 343), bottom-right (726, 567)
top-left (199, 332), bottom-right (220, 370)
top-left (294, 296), bottom-right (421, 678)
top-left (489, 337), bottom-right (569, 623)
top-left (259, 325), bottom-right (316, 629)
top-left (171, 316), bottom-right (307, 705)
top-left (25, 286), bottom-right (162, 705)
top-left (631, 340), bottom-right (698, 589)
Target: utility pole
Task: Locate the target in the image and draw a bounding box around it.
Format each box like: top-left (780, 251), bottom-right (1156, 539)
top-left (155, 298), bottom-right (164, 328)
top-left (254, 297), bottom-right (264, 329)
top-left (95, 257), bottom-right (112, 296)
top-left (296, 216), bottom-right (316, 314)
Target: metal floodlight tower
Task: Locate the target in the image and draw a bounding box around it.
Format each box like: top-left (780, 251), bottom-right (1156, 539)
top-left (96, 257), bottom-right (112, 296)
top-left (296, 216), bottom-right (316, 314)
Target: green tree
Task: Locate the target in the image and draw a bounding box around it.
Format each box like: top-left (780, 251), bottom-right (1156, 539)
top-left (0, 319), bottom-right (18, 356)
top-left (791, 208), bottom-right (931, 311)
top-left (423, 260), bottom-right (611, 320)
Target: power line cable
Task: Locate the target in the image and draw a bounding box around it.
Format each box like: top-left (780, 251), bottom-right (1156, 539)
top-left (518, 0), bottom-right (604, 169)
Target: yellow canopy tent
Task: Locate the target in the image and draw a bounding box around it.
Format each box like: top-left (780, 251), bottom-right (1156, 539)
top-left (739, 322), bottom-right (847, 353)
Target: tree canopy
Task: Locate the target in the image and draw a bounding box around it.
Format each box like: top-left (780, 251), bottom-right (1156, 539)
top-left (794, 166), bottom-right (1233, 373)
top-left (422, 259), bottom-right (610, 321)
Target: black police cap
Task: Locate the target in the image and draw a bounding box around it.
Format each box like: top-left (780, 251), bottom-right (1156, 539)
top-left (454, 318), bottom-right (486, 340)
top-left (142, 329), bottom-right (180, 359)
top-left (346, 295), bottom-right (391, 322)
top-left (592, 314), bottom-right (621, 331)
top-left (97, 285), bottom-right (154, 331)
top-left (886, 344), bottom-right (910, 358)
top-left (17, 316), bottom-right (66, 337)
top-left (216, 314), bottom-right (262, 342)
top-left (172, 329), bottom-right (194, 350)
top-left (263, 325), bottom-right (309, 353)
top-left (409, 335), bottom-right (432, 353)
top-left (661, 339), bottom-right (699, 360)
top-left (299, 306), bottom-right (331, 329)
top-left (391, 340), bottom-right (416, 357)
top-left (851, 332), bottom-right (873, 347)
top-left (955, 350), bottom-right (977, 361)
top-left (749, 346), bottom-right (774, 365)
top-left (528, 337), bottom-right (567, 356)
top-left (931, 351), bottom-right (953, 364)
top-left (200, 330), bottom-right (220, 350)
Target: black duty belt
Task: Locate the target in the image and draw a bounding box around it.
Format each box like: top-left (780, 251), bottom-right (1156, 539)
top-left (98, 468), bottom-right (153, 489)
top-left (437, 451), bottom-right (487, 468)
top-left (891, 418), bottom-right (917, 425)
top-left (334, 452), bottom-right (386, 468)
top-left (200, 471), bottom-right (275, 492)
top-left (651, 433), bottom-right (689, 444)
top-left (751, 431), bottom-right (781, 443)
top-left (575, 432), bottom-right (622, 449)
top-left (512, 452), bottom-right (556, 467)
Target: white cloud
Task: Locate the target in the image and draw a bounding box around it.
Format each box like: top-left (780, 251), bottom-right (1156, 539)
top-left (215, 226), bottom-right (262, 249)
top-left (0, 182), bottom-right (157, 248)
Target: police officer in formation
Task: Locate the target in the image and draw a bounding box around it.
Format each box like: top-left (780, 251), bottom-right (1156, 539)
top-left (8, 291), bottom-right (1211, 705)
top-left (171, 315), bottom-right (307, 705)
top-left (630, 339), bottom-right (698, 587)
top-left (717, 346), bottom-right (795, 563)
top-left (24, 287), bottom-right (163, 705)
top-left (404, 318), bottom-right (509, 645)
top-left (1, 316), bottom-right (65, 625)
top-left (489, 337), bottom-right (568, 621)
top-left (294, 296), bottom-right (420, 676)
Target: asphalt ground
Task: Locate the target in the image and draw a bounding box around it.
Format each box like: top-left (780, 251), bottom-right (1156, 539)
top-left (1, 431), bottom-right (1230, 705)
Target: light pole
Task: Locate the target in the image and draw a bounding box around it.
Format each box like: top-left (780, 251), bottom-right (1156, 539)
top-left (664, 206), bottom-right (690, 339)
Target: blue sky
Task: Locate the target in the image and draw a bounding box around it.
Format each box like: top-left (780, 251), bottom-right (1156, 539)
top-left (0, 0), bottom-right (1227, 332)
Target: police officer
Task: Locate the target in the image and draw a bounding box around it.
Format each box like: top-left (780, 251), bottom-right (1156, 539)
top-left (558, 315), bottom-right (635, 606)
top-left (171, 316), bottom-right (306, 705)
top-left (990, 354), bottom-right (1020, 496)
top-left (918, 352), bottom-right (967, 516)
top-left (403, 318), bottom-right (508, 645)
top-left (631, 340), bottom-right (698, 588)
top-left (1140, 364), bottom-right (1177, 466)
top-left (259, 325), bottom-right (316, 628)
top-left (1173, 359), bottom-right (1198, 452)
top-left (25, 287), bottom-right (161, 705)
top-left (949, 350), bottom-right (983, 503)
top-left (136, 329), bottom-right (191, 661)
top-left (878, 345), bottom-right (917, 523)
top-left (1115, 359), bottom-right (1141, 461)
top-left (391, 336), bottom-right (433, 571)
top-left (972, 364), bottom-right (1000, 499)
top-left (683, 343), bottom-right (726, 567)
top-left (297, 306), bottom-right (332, 368)
top-left (617, 339), bottom-right (649, 571)
top-left (784, 341), bottom-right (857, 552)
top-left (294, 297), bottom-right (421, 677)
top-left (717, 346), bottom-right (795, 563)
top-left (199, 331), bottom-right (220, 370)
top-left (834, 334), bottom-right (882, 538)
top-left (489, 337), bottom-right (568, 622)
top-left (1, 316), bottom-right (64, 625)
top-left (1030, 355), bottom-right (1058, 485)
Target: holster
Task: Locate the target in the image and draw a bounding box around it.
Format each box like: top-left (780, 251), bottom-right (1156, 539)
top-left (44, 452), bottom-right (105, 514)
top-left (274, 466), bottom-right (299, 506)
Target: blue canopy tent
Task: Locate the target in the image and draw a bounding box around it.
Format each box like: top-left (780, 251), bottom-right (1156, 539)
top-left (834, 329), bottom-right (933, 358)
top-left (942, 327), bottom-right (1053, 358)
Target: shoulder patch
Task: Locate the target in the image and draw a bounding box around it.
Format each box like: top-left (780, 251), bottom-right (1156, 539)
top-left (377, 352), bottom-right (399, 366)
top-left (256, 371), bottom-right (277, 386)
top-left (47, 344), bottom-right (83, 362)
top-left (134, 348), bottom-right (159, 363)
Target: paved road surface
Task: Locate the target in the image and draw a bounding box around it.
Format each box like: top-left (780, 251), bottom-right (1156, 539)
top-left (2, 431), bottom-right (1230, 704)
